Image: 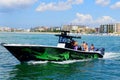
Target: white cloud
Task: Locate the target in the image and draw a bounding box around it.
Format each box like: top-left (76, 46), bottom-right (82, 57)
top-left (36, 0), bottom-right (83, 12)
top-left (72, 13), bottom-right (93, 25)
top-left (95, 16), bottom-right (115, 24)
top-left (0, 0), bottom-right (37, 11)
top-left (95, 0), bottom-right (110, 6)
top-left (110, 1), bottom-right (120, 9)
top-left (71, 13), bottom-right (116, 27)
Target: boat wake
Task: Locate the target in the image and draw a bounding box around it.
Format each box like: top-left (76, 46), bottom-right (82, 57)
top-left (27, 61), bottom-right (48, 65)
top-left (103, 52), bottom-right (120, 59)
top-left (27, 59), bottom-right (92, 65)
top-left (51, 59), bottom-right (92, 64)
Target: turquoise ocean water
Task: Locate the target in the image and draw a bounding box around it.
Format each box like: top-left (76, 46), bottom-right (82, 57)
top-left (0, 32), bottom-right (120, 80)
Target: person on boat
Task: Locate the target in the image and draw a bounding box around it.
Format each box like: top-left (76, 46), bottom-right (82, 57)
top-left (90, 44), bottom-right (95, 51)
top-left (84, 43), bottom-right (89, 51)
top-left (69, 40), bottom-right (74, 49)
top-left (73, 41), bottom-right (78, 50)
top-left (81, 41), bottom-right (86, 51)
top-left (78, 45), bottom-right (82, 51)
top-left (70, 40), bottom-right (78, 50)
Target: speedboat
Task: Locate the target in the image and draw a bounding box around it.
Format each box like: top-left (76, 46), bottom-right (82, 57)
top-left (1, 31), bottom-right (105, 63)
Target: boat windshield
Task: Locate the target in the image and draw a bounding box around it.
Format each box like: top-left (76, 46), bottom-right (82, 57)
top-left (59, 36), bottom-right (71, 43)
top-left (55, 31), bottom-right (81, 43)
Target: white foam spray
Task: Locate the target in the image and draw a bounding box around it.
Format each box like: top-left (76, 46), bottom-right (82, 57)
top-left (51, 59), bottom-right (91, 64)
top-left (27, 61), bottom-right (48, 65)
top-left (103, 52), bottom-right (120, 59)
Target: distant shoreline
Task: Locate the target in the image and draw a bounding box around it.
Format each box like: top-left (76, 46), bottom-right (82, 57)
top-left (0, 32), bottom-right (120, 36)
top-left (0, 32), bottom-right (60, 34)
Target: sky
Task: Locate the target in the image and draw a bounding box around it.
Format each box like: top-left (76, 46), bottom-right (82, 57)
top-left (0, 0), bottom-right (120, 28)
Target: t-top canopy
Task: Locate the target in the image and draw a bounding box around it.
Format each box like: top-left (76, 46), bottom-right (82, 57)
top-left (55, 31), bottom-right (81, 39)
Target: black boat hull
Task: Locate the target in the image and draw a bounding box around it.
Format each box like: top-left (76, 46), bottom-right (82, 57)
top-left (2, 44), bottom-right (104, 63)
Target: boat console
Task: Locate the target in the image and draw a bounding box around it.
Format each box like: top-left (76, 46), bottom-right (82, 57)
top-left (55, 31), bottom-right (81, 48)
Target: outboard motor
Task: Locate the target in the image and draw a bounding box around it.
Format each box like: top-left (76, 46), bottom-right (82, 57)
top-left (100, 48), bottom-right (105, 55)
top-left (95, 48), bottom-right (105, 55)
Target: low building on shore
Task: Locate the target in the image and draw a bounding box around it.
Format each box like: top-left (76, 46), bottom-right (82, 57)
top-left (0, 27), bottom-right (12, 32)
top-left (115, 23), bottom-right (120, 34)
top-left (30, 26), bottom-right (61, 32)
top-left (62, 25), bottom-right (95, 34)
top-left (0, 26), bottom-right (30, 32)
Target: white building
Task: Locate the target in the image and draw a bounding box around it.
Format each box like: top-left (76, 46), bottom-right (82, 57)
top-left (99, 23), bottom-right (120, 33)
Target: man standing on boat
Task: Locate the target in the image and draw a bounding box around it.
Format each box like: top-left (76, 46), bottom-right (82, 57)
top-left (81, 41), bottom-right (88, 51)
top-left (84, 43), bottom-right (88, 51)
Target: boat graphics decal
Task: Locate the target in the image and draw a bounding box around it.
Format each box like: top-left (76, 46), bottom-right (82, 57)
top-left (21, 47), bottom-right (99, 61)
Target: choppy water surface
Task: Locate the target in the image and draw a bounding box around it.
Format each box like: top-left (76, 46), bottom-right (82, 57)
top-left (0, 32), bottom-right (120, 80)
